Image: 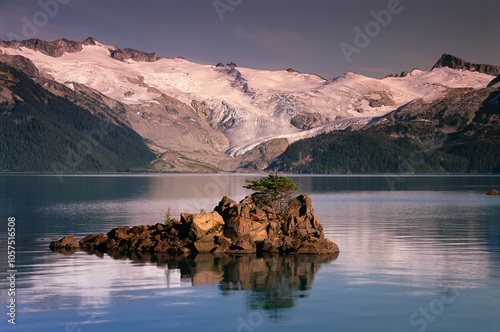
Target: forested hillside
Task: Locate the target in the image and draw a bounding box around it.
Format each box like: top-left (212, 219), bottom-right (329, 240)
top-left (0, 63), bottom-right (155, 172)
top-left (272, 87), bottom-right (500, 174)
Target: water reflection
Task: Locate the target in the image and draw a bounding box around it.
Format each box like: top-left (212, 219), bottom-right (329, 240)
top-left (102, 251), bottom-right (338, 320)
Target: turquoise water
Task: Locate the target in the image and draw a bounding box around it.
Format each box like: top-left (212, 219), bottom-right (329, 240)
top-left (1, 174), bottom-right (499, 331)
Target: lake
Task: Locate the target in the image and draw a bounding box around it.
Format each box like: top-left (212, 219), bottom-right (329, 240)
top-left (1, 174), bottom-right (500, 331)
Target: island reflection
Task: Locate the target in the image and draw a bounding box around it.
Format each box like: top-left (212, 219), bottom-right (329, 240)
top-left (103, 251), bottom-right (338, 319)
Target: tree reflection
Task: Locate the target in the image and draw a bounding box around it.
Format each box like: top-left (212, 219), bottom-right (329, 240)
top-left (100, 250), bottom-right (338, 322)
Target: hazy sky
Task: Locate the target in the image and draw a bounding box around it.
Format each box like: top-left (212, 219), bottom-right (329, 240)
top-left (1, 0), bottom-right (499, 78)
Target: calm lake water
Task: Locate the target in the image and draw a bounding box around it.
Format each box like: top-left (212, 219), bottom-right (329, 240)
top-left (1, 174), bottom-right (500, 331)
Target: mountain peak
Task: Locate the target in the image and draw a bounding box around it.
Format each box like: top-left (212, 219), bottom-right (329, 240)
top-left (432, 54), bottom-right (500, 76)
top-left (0, 37), bottom-right (156, 63)
top-left (83, 36), bottom-right (98, 45)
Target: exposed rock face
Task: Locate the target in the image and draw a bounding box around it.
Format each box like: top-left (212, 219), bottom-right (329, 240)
top-left (215, 194), bottom-right (338, 254)
top-left (0, 54), bottom-right (49, 78)
top-left (0, 37), bottom-right (157, 63)
top-left (191, 100), bottom-right (212, 118)
top-left (381, 87), bottom-right (489, 124)
top-left (385, 68), bottom-right (420, 78)
top-left (364, 91), bottom-right (396, 108)
top-left (0, 84), bottom-right (15, 108)
top-left (432, 54), bottom-right (500, 76)
top-left (110, 48), bottom-right (156, 62)
top-left (488, 75), bottom-right (500, 88)
top-left (0, 38), bottom-right (82, 57)
top-left (291, 112), bottom-right (322, 130)
top-left (51, 194), bottom-right (339, 256)
top-left (215, 66), bottom-right (250, 94)
top-left (237, 138), bottom-right (289, 170)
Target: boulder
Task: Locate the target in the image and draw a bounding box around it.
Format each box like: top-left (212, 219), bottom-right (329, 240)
top-left (250, 208), bottom-right (268, 221)
top-left (282, 236), bottom-right (301, 253)
top-left (79, 234), bottom-right (100, 247)
top-left (180, 213), bottom-right (193, 226)
top-left (50, 236), bottom-right (79, 250)
top-left (296, 239), bottom-right (339, 254)
top-left (107, 226), bottom-right (132, 241)
top-left (261, 237), bottom-right (283, 253)
top-left (189, 212), bottom-right (224, 240)
top-left (106, 239), bottom-right (119, 251)
top-left (216, 236), bottom-right (232, 247)
top-left (213, 245), bottom-right (229, 254)
top-left (212, 236), bottom-right (232, 254)
top-left (79, 233), bottom-right (108, 250)
top-left (154, 223), bottom-right (165, 231)
top-left (193, 235), bottom-right (217, 254)
top-left (214, 196), bottom-right (238, 219)
top-left (224, 216), bottom-right (250, 239)
top-left (134, 238), bottom-right (154, 251)
top-left (153, 240), bottom-right (170, 252)
top-left (284, 195), bottom-right (324, 239)
top-left (231, 235), bottom-right (255, 253)
top-left (130, 225), bottom-right (148, 234)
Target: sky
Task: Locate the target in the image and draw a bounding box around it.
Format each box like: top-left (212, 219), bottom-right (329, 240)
top-left (0, 0), bottom-right (499, 79)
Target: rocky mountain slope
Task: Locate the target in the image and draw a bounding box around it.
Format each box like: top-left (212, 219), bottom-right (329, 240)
top-left (273, 85), bottom-right (500, 173)
top-left (0, 62), bottom-right (155, 172)
top-left (432, 54), bottom-right (500, 76)
top-left (1, 37), bottom-right (498, 173)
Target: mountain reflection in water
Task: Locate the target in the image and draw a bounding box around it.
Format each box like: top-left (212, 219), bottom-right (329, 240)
top-left (101, 251), bottom-right (338, 319)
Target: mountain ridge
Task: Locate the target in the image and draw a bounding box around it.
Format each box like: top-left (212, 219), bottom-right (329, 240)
top-left (0, 37), bottom-right (159, 63)
top-left (3, 37), bottom-right (498, 80)
top-left (1, 37), bottom-right (499, 173)
top-left (432, 54), bottom-right (500, 76)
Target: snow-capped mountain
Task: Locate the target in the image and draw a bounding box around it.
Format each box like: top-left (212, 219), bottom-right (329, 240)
top-left (0, 37), bottom-right (497, 171)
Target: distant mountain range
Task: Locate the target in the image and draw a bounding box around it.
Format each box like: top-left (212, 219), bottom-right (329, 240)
top-left (1, 37), bottom-right (499, 173)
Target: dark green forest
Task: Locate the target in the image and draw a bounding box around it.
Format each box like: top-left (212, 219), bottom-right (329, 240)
top-left (272, 130), bottom-right (500, 174)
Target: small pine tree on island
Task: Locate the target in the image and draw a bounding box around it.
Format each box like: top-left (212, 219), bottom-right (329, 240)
top-left (244, 172), bottom-right (298, 215)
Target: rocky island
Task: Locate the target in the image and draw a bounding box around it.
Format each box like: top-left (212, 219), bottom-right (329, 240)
top-left (51, 174), bottom-right (339, 256)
